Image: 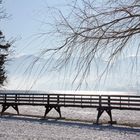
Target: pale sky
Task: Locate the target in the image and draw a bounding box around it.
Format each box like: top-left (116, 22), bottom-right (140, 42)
top-left (1, 0), bottom-right (68, 55)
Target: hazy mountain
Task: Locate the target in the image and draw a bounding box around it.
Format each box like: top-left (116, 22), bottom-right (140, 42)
top-left (5, 54), bottom-right (140, 92)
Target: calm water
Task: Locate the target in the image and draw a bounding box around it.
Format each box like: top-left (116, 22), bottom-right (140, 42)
top-left (0, 90), bottom-right (138, 95)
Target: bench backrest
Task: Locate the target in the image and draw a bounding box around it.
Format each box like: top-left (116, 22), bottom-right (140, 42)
top-left (0, 93), bottom-right (140, 110)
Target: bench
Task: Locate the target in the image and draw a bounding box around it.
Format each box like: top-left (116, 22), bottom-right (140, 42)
top-left (0, 92), bottom-right (140, 124)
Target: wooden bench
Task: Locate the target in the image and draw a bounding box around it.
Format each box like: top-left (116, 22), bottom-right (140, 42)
top-left (0, 92), bottom-right (140, 124)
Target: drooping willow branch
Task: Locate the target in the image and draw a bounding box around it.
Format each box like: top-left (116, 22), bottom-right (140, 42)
top-left (30, 0), bottom-right (140, 89)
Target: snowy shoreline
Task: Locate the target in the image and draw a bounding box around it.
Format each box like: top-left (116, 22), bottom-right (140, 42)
top-left (0, 105), bottom-right (140, 140)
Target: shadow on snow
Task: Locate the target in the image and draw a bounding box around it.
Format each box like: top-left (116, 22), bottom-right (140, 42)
top-left (0, 113), bottom-right (140, 134)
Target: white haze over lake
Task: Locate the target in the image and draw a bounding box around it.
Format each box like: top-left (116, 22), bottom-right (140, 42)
top-left (4, 54), bottom-right (140, 94)
top-left (0, 89), bottom-right (137, 95)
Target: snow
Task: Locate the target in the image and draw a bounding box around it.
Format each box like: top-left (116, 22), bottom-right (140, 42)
top-left (0, 105), bottom-right (140, 140)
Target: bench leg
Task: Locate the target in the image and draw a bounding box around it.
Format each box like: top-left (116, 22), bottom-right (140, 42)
top-left (44, 106), bottom-right (62, 118)
top-left (54, 106), bottom-right (61, 118)
top-left (96, 109), bottom-right (104, 124)
top-left (106, 109), bottom-right (112, 123)
top-left (1, 105), bottom-right (10, 115)
top-left (44, 106), bottom-right (53, 118)
top-left (1, 104), bottom-right (19, 115)
top-left (96, 108), bottom-right (113, 124)
top-left (12, 105), bottom-right (19, 115)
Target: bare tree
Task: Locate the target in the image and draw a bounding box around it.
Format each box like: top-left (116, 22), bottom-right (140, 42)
top-left (35, 0), bottom-right (140, 89)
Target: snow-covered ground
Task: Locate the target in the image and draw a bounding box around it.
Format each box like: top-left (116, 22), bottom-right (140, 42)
top-left (0, 105), bottom-right (140, 140)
